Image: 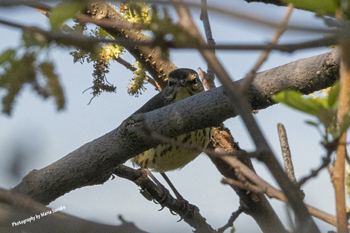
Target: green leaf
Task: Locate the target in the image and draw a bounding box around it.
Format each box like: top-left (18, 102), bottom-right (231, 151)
top-left (317, 108), bottom-right (336, 129)
top-left (272, 90), bottom-right (325, 116)
top-left (313, 97), bottom-right (328, 108)
top-left (305, 120), bottom-right (319, 127)
top-left (328, 81), bottom-right (340, 107)
top-left (0, 49), bottom-right (15, 65)
top-left (39, 62), bottom-right (65, 110)
top-left (282, 0), bottom-right (338, 15)
top-left (49, 2), bottom-right (85, 30)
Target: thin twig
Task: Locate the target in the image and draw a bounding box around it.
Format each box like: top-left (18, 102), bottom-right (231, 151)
top-left (217, 206), bottom-right (244, 233)
top-left (114, 57), bottom-right (162, 91)
top-left (297, 149), bottom-right (334, 187)
top-left (277, 123), bottom-right (296, 183)
top-left (200, 0), bottom-right (216, 89)
top-left (240, 4), bottom-right (294, 93)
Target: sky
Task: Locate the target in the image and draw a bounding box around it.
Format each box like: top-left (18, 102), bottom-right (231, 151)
top-left (0, 1), bottom-right (340, 232)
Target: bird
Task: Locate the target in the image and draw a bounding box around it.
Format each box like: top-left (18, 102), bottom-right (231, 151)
top-left (131, 68), bottom-right (213, 173)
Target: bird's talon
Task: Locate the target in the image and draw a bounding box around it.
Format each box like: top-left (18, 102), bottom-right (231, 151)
top-left (169, 209), bottom-right (177, 215)
top-left (177, 217), bottom-right (184, 222)
top-left (153, 199), bottom-right (159, 205)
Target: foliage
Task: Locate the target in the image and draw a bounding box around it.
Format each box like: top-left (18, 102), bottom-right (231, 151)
top-left (123, 2), bottom-right (152, 24)
top-left (49, 1), bottom-right (86, 31)
top-left (128, 61), bottom-right (146, 97)
top-left (0, 31), bottom-right (65, 115)
top-left (282, 0), bottom-right (350, 19)
top-left (282, 0), bottom-right (338, 15)
top-left (272, 81), bottom-right (350, 143)
top-left (69, 2), bottom-right (154, 98)
top-left (346, 165), bottom-right (350, 198)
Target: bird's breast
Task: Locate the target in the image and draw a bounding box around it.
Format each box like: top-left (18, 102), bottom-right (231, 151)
top-left (133, 127), bottom-right (213, 172)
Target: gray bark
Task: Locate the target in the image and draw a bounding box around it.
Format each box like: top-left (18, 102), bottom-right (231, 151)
top-left (11, 50), bottom-right (339, 205)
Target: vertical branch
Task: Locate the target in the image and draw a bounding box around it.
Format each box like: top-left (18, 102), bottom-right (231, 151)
top-left (200, 0), bottom-right (216, 89)
top-left (170, 1), bottom-right (318, 232)
top-left (333, 58), bottom-right (349, 233)
top-left (277, 123), bottom-right (297, 183)
top-left (332, 7), bottom-right (349, 232)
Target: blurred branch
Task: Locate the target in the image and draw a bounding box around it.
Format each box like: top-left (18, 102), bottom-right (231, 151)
top-left (172, 1), bottom-right (288, 233)
top-left (199, 2), bottom-right (284, 231)
top-left (113, 165), bottom-right (216, 233)
top-left (0, 188), bottom-right (146, 233)
top-left (219, 154), bottom-right (340, 228)
top-left (200, 0), bottom-right (216, 89)
top-left (240, 4), bottom-right (293, 93)
top-left (333, 53), bottom-right (350, 232)
top-left (243, 0), bottom-right (284, 6)
top-left (170, 0), bottom-right (318, 231)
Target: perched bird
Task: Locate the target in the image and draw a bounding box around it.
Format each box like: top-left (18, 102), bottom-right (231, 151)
top-left (131, 68), bottom-right (213, 172)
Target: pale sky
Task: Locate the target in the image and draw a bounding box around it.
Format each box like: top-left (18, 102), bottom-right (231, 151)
top-left (0, 1), bottom-right (338, 232)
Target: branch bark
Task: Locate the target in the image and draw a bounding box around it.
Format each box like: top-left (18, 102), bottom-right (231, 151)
top-left (11, 49), bottom-right (339, 205)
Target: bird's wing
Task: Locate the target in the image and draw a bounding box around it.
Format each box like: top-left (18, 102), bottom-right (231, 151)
top-left (132, 92), bottom-right (172, 115)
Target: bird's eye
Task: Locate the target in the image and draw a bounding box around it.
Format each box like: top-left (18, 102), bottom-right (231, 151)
top-left (189, 78), bottom-right (199, 85)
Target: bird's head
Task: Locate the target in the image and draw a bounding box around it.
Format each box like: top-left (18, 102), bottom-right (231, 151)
top-left (164, 68), bottom-right (204, 102)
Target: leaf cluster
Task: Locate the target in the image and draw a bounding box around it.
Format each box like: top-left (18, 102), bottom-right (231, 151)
top-left (283, 0), bottom-right (350, 19)
top-left (272, 81), bottom-right (350, 143)
top-left (128, 61), bottom-right (146, 97)
top-left (123, 2), bottom-right (152, 24)
top-left (0, 43), bottom-right (64, 115)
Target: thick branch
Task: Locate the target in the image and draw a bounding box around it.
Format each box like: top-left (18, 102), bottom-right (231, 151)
top-left (11, 50), bottom-right (339, 205)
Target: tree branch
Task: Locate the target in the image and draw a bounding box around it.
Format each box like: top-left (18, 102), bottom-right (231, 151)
top-left (0, 188), bottom-right (146, 233)
top-left (170, 0), bottom-right (319, 231)
top-left (333, 52), bottom-right (350, 233)
top-left (277, 123), bottom-right (297, 183)
top-left (113, 165), bottom-right (216, 233)
top-left (11, 49), bottom-right (339, 205)
top-left (85, 2), bottom-right (177, 89)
